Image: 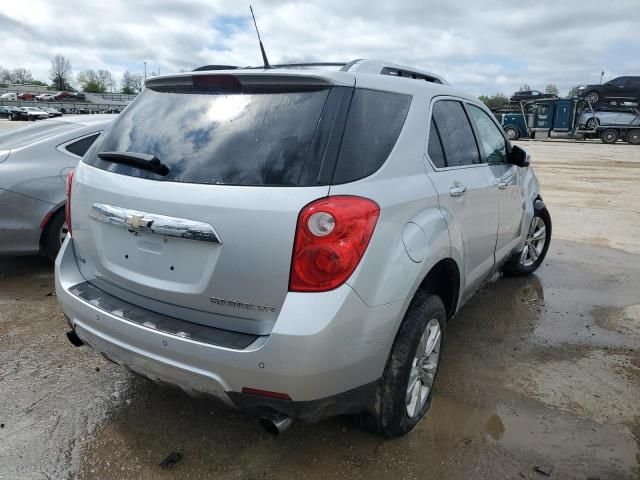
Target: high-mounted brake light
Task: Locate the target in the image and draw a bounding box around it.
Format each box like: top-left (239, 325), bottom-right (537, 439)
top-left (65, 170), bottom-right (74, 236)
top-left (289, 196), bottom-right (380, 292)
top-left (192, 74), bottom-right (241, 89)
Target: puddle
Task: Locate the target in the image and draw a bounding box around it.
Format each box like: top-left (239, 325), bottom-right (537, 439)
top-left (593, 304), bottom-right (640, 337)
top-left (423, 396), bottom-right (639, 477)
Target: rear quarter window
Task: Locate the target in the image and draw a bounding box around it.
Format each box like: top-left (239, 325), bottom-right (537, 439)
top-left (332, 89), bottom-right (411, 183)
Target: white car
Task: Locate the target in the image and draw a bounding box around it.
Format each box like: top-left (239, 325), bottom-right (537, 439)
top-left (36, 93), bottom-right (56, 101)
top-left (21, 107), bottom-right (50, 120)
top-left (1, 92), bottom-right (17, 101)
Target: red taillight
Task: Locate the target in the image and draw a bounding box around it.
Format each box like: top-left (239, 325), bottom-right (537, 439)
top-left (289, 196), bottom-right (380, 292)
top-left (65, 171), bottom-right (74, 236)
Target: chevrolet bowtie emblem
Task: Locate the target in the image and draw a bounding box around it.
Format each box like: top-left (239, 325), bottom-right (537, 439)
top-left (125, 214), bottom-right (151, 231)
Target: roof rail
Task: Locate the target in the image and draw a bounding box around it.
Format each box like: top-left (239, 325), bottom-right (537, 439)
top-left (342, 59), bottom-right (448, 85)
top-left (272, 62), bottom-right (347, 69)
top-left (190, 59), bottom-right (448, 85)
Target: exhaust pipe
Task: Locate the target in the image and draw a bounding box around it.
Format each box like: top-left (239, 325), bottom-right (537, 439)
top-left (259, 411), bottom-right (293, 436)
top-left (66, 330), bottom-right (84, 347)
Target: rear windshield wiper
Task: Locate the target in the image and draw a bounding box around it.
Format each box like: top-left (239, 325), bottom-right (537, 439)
top-left (97, 151), bottom-right (170, 176)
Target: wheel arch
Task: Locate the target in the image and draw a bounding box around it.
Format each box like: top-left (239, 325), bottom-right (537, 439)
top-left (39, 202), bottom-right (65, 247)
top-left (416, 258), bottom-right (460, 320)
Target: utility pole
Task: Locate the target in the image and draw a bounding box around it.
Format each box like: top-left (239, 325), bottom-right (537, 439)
top-left (144, 61), bottom-right (147, 79)
top-left (600, 71), bottom-right (604, 84)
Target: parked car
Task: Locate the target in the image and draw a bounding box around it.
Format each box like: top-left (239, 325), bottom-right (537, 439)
top-left (69, 92), bottom-right (86, 101)
top-left (42, 107), bottom-right (63, 118)
top-left (0, 115), bottom-right (115, 260)
top-left (0, 106), bottom-right (30, 121)
top-left (56, 60), bottom-right (551, 437)
top-left (509, 90), bottom-right (557, 102)
top-left (36, 93), bottom-right (56, 101)
top-left (21, 107), bottom-right (50, 120)
top-left (578, 76), bottom-right (640, 104)
top-left (17, 92), bottom-right (36, 100)
top-left (579, 110), bottom-right (640, 130)
top-left (1, 92), bottom-right (17, 101)
top-left (54, 91), bottom-right (71, 100)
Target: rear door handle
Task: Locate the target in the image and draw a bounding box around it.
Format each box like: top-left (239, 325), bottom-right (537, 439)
top-left (449, 186), bottom-right (467, 197)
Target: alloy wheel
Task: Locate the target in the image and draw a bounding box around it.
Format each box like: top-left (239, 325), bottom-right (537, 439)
top-left (585, 92), bottom-right (599, 104)
top-left (406, 318), bottom-right (441, 418)
top-left (519, 216), bottom-right (546, 267)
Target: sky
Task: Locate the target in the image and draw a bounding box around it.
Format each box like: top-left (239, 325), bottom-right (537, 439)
top-left (1, 0), bottom-right (639, 97)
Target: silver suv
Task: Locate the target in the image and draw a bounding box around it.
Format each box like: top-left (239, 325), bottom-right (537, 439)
top-left (55, 60), bottom-right (551, 437)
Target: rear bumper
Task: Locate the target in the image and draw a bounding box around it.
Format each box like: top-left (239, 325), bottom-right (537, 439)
top-left (56, 236), bottom-right (404, 417)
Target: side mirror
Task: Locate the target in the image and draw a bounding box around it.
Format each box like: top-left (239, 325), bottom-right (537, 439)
top-left (508, 144), bottom-right (530, 167)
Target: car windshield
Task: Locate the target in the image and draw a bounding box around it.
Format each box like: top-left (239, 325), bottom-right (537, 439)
top-left (0, 122), bottom-right (79, 150)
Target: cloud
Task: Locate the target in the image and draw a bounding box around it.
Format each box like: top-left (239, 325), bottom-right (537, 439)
top-left (1, 0), bottom-right (638, 96)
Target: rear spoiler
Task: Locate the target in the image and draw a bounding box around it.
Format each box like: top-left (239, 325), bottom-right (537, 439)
top-left (145, 71), bottom-right (355, 89)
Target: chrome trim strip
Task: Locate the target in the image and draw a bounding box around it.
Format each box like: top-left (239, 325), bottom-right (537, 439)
top-left (90, 203), bottom-right (222, 244)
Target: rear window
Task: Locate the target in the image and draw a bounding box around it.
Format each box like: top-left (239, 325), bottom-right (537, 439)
top-left (0, 122), bottom-right (79, 150)
top-left (84, 86), bottom-right (331, 186)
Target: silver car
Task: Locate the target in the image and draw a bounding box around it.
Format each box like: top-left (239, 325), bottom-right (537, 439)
top-left (56, 60), bottom-right (551, 437)
top-left (0, 115), bottom-right (115, 260)
top-left (579, 110), bottom-right (640, 130)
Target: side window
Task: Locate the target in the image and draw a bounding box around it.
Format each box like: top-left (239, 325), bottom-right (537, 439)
top-left (466, 105), bottom-right (507, 163)
top-left (427, 121), bottom-right (446, 168)
top-left (431, 100), bottom-right (480, 167)
top-left (64, 133), bottom-right (100, 157)
top-left (626, 78), bottom-right (640, 88)
top-left (608, 77), bottom-right (627, 87)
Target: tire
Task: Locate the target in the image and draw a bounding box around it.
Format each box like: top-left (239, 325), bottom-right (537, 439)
top-left (502, 202), bottom-right (551, 277)
top-left (584, 91), bottom-right (600, 104)
top-left (600, 128), bottom-right (619, 144)
top-left (585, 117), bottom-right (599, 130)
top-left (357, 292), bottom-right (446, 437)
top-left (626, 129), bottom-right (640, 145)
top-left (8, 114), bottom-right (12, 121)
top-left (504, 126), bottom-right (520, 140)
top-left (41, 209), bottom-right (68, 261)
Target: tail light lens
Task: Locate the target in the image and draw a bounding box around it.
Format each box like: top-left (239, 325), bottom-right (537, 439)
top-left (289, 196), bottom-right (380, 292)
top-left (65, 170), bottom-right (74, 236)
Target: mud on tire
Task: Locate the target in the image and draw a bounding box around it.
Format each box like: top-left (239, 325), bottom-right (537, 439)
top-left (357, 291), bottom-right (446, 437)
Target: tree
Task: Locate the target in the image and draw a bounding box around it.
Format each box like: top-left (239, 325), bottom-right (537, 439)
top-left (11, 67), bottom-right (34, 84)
top-left (132, 73), bottom-right (144, 93)
top-left (78, 69), bottom-right (115, 93)
top-left (77, 70), bottom-right (101, 92)
top-left (120, 70), bottom-right (136, 94)
top-left (544, 84), bottom-right (559, 96)
top-left (97, 69), bottom-right (115, 92)
top-left (567, 85), bottom-right (581, 98)
top-left (50, 54), bottom-right (73, 91)
top-left (519, 84), bottom-right (532, 92)
top-left (478, 93), bottom-right (509, 110)
top-left (0, 66), bottom-right (10, 83)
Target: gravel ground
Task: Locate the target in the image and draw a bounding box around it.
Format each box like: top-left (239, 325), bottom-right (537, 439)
top-left (0, 134), bottom-right (638, 479)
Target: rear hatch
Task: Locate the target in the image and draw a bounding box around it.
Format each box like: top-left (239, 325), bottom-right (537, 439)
top-left (71, 71), bottom-right (355, 335)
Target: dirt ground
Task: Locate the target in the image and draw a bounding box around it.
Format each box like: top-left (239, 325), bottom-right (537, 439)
top-left (0, 136), bottom-right (639, 480)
